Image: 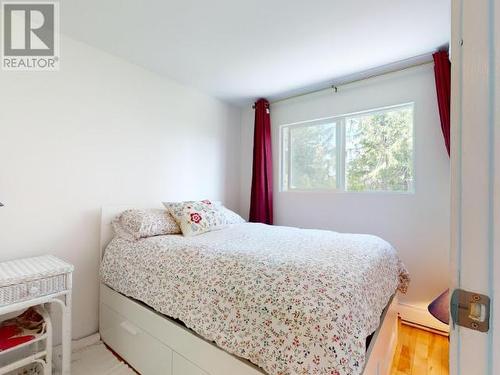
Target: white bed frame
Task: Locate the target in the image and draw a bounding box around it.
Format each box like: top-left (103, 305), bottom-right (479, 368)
top-left (99, 205), bottom-right (398, 375)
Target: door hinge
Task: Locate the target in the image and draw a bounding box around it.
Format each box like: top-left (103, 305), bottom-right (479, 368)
top-left (451, 289), bottom-right (490, 332)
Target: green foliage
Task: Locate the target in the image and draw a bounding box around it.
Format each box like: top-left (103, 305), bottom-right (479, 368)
top-left (345, 107), bottom-right (413, 192)
top-left (289, 122), bottom-right (337, 189)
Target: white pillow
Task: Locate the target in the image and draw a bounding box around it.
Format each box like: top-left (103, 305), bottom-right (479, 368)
top-left (112, 208), bottom-right (181, 240)
top-left (111, 218), bottom-right (137, 242)
top-left (162, 200), bottom-right (222, 209)
top-left (219, 206), bottom-right (245, 224)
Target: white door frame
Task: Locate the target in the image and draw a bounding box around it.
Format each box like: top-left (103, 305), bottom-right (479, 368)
top-left (450, 0), bottom-right (498, 374)
top-left (493, 1), bottom-right (500, 373)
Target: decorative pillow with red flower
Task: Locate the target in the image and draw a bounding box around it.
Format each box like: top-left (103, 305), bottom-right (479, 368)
top-left (164, 200), bottom-right (227, 237)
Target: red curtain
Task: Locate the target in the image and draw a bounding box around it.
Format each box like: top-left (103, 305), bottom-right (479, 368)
top-left (433, 51), bottom-right (451, 156)
top-left (249, 98), bottom-right (273, 224)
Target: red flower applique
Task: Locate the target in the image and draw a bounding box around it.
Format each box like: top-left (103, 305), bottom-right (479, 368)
top-left (190, 212), bottom-right (202, 224)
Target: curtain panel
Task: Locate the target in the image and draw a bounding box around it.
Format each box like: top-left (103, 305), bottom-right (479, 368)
top-left (249, 98), bottom-right (273, 224)
top-left (433, 50), bottom-right (451, 156)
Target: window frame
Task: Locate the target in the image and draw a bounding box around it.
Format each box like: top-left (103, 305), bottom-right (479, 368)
top-left (279, 102), bottom-right (415, 194)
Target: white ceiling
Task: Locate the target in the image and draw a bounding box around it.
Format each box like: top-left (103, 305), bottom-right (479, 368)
top-left (62, 0), bottom-right (450, 106)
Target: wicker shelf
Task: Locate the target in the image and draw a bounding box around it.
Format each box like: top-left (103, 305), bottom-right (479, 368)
top-left (0, 255), bottom-right (73, 375)
top-left (0, 306), bottom-right (52, 375)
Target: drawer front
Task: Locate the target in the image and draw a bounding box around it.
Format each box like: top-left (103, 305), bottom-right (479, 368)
top-left (100, 303), bottom-right (173, 375)
top-left (173, 352), bottom-right (208, 375)
top-left (0, 274), bottom-right (68, 306)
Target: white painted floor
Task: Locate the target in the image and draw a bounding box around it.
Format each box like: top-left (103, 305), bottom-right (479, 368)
top-left (53, 334), bottom-right (135, 375)
top-left (70, 341), bottom-right (135, 375)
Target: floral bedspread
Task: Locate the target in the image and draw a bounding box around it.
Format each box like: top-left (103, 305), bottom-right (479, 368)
top-left (100, 223), bottom-right (409, 375)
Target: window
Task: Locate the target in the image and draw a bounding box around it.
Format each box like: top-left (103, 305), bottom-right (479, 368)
top-left (281, 104), bottom-right (414, 192)
top-left (282, 120), bottom-right (337, 190)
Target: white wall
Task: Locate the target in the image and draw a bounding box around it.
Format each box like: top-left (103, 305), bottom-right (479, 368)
top-left (240, 65), bottom-right (450, 331)
top-left (0, 36), bottom-right (241, 340)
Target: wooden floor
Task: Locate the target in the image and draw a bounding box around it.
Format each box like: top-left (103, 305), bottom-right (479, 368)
top-left (390, 322), bottom-right (449, 375)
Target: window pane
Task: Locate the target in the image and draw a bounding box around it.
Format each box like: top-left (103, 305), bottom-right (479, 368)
top-left (345, 106), bottom-right (413, 192)
top-left (282, 127), bottom-right (289, 190)
top-left (288, 122), bottom-right (337, 190)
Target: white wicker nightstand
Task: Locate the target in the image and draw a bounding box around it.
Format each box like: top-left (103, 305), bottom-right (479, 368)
top-left (0, 255), bottom-right (73, 375)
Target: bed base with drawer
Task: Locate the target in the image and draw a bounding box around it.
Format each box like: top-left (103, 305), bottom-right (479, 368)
top-left (99, 205), bottom-right (398, 375)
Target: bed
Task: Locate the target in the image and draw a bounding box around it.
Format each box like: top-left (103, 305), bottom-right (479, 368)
top-left (99, 205), bottom-right (409, 375)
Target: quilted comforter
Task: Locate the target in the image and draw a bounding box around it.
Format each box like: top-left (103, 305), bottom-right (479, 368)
top-left (100, 223), bottom-right (409, 375)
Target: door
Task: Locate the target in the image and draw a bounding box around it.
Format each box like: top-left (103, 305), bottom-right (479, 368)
top-left (449, 0), bottom-right (499, 374)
